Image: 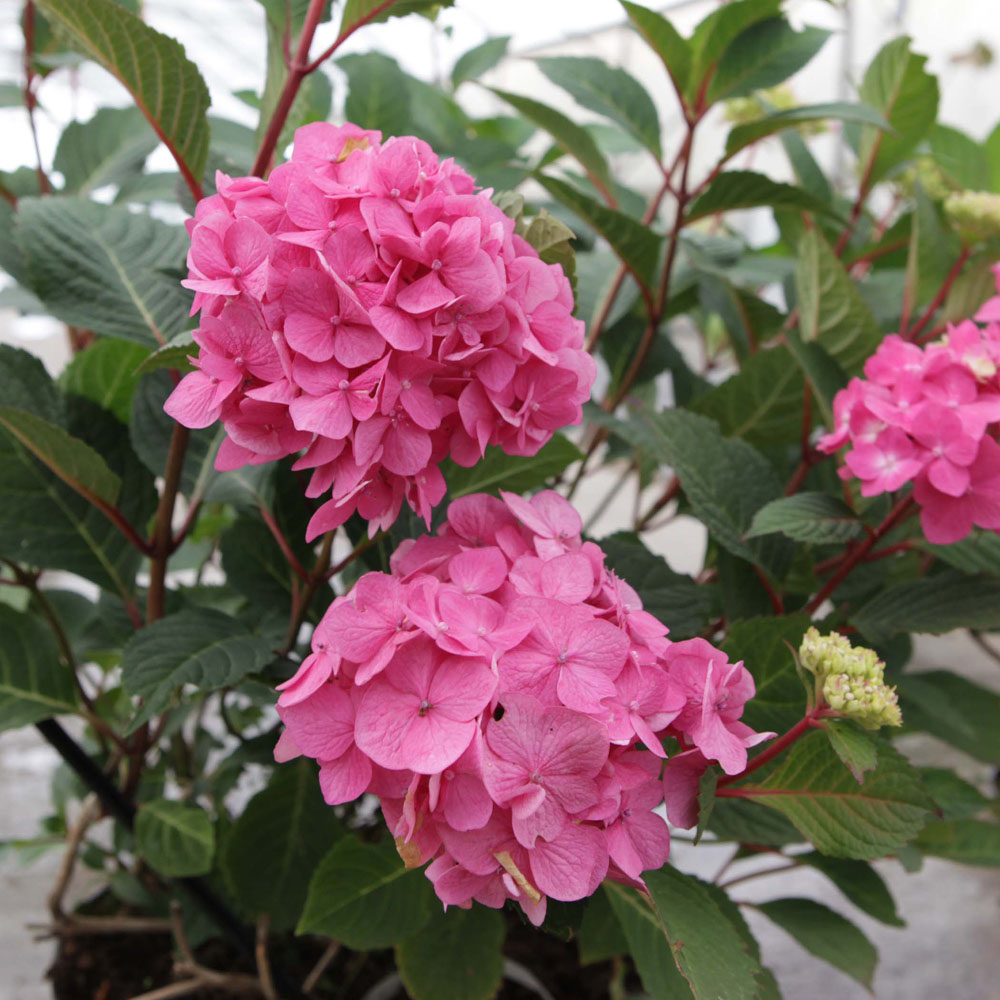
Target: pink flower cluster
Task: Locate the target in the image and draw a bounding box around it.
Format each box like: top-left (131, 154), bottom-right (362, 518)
top-left (164, 123), bottom-right (593, 538)
top-left (818, 322), bottom-right (1000, 544)
top-left (273, 491), bottom-right (772, 922)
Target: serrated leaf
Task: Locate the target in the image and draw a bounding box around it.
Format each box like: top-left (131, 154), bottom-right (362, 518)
top-left (913, 819), bottom-right (1000, 866)
top-left (537, 55), bottom-right (661, 158)
top-left (710, 19), bottom-right (830, 103)
top-left (798, 852), bottom-right (904, 926)
top-left (443, 434), bottom-right (582, 499)
top-left (59, 338), bottom-right (148, 424)
top-left (0, 407), bottom-right (121, 506)
top-left (17, 197), bottom-right (192, 347)
top-left (620, 1), bottom-right (691, 98)
top-left (220, 515), bottom-right (296, 613)
top-left (721, 615), bottom-right (810, 734)
top-left (492, 90), bottom-right (612, 196)
top-left (795, 227), bottom-right (883, 376)
top-left (35, 0), bottom-right (210, 186)
top-left (340, 52), bottom-right (412, 140)
top-left (921, 530), bottom-right (1000, 575)
top-left (452, 35), bottom-right (509, 88)
top-left (0, 605), bottom-right (78, 730)
top-left (747, 493), bottom-right (861, 544)
top-left (54, 106), bottom-right (157, 195)
top-left (120, 608), bottom-right (273, 730)
top-left (221, 761), bottom-right (341, 931)
top-left (298, 837), bottom-right (433, 947)
top-left (920, 768), bottom-right (990, 820)
top-left (757, 898), bottom-right (878, 989)
top-left (396, 905), bottom-right (505, 1000)
top-left (897, 671), bottom-right (1000, 765)
top-left (708, 796), bottom-right (804, 847)
top-left (726, 102), bottom-right (891, 159)
top-left (686, 170), bottom-right (840, 224)
top-left (135, 798), bottom-right (214, 878)
top-left (822, 719), bottom-right (879, 784)
top-left (599, 532), bottom-right (712, 640)
top-left (523, 210), bottom-right (577, 294)
top-left (738, 731), bottom-right (933, 859)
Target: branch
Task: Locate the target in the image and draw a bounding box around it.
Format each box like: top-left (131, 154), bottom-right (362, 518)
top-left (147, 424), bottom-right (190, 623)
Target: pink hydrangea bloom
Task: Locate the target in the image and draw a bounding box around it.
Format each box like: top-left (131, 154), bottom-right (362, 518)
top-left (165, 123), bottom-right (594, 537)
top-left (818, 317), bottom-right (1000, 544)
top-left (274, 490), bottom-right (773, 923)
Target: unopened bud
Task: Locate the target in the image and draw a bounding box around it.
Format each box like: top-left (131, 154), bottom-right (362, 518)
top-left (944, 191), bottom-right (1000, 241)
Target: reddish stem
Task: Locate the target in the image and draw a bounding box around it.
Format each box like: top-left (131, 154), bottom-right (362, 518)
top-left (904, 246), bottom-right (971, 342)
top-left (752, 565), bottom-right (784, 615)
top-left (718, 709), bottom-right (831, 787)
top-left (259, 503), bottom-right (309, 582)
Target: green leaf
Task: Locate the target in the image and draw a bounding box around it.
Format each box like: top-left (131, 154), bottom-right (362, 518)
top-left (120, 608), bottom-right (273, 730)
top-left (739, 731), bottom-right (933, 859)
top-left (396, 905), bottom-right (505, 1000)
top-left (492, 89), bottom-right (612, 196)
top-left (691, 345), bottom-right (803, 447)
top-left (708, 796), bottom-right (804, 847)
top-left (645, 866), bottom-right (762, 999)
top-left (784, 330), bottom-right (847, 431)
top-left (629, 405), bottom-right (792, 576)
top-left (452, 35), bottom-right (509, 88)
top-left (907, 182), bottom-right (962, 311)
top-left (799, 852), bottom-right (904, 926)
top-left (132, 331), bottom-right (195, 376)
top-left (822, 719), bottom-right (879, 784)
top-left (686, 170), bottom-right (840, 224)
top-left (340, 52), bottom-right (412, 139)
top-left (220, 515), bottom-right (296, 613)
top-left (726, 102), bottom-right (891, 159)
top-left (620, 1), bottom-right (691, 98)
top-left (221, 761), bottom-right (341, 931)
top-left (59, 339), bottom-right (148, 424)
top-left (913, 819), bottom-right (1000, 866)
top-left (920, 768), bottom-right (989, 820)
top-left (853, 574), bottom-right (1000, 643)
top-left (781, 129), bottom-right (833, 203)
top-left (757, 898), bottom-right (878, 989)
top-left (857, 36), bottom-right (939, 186)
top-left (135, 798), bottom-right (214, 878)
top-left (0, 605), bottom-right (78, 730)
top-left (35, 0), bottom-right (210, 184)
top-left (443, 434), bottom-right (582, 499)
top-left (522, 210), bottom-right (577, 295)
top-left (921, 531), bottom-right (1000, 576)
top-left (721, 615), bottom-right (809, 733)
top-left (53, 106), bottom-right (157, 195)
top-left (747, 493), bottom-right (861, 544)
top-left (0, 407), bottom-right (121, 506)
top-left (709, 19), bottom-right (830, 103)
top-left (896, 671), bottom-right (1000, 765)
top-left (795, 227), bottom-right (882, 376)
top-left (17, 197), bottom-right (192, 347)
top-left (336, 0), bottom-right (448, 38)
top-left (298, 837), bottom-right (433, 947)
top-left (599, 532), bottom-right (712, 641)
top-left (537, 55), bottom-right (661, 158)
top-left (577, 887), bottom-right (629, 964)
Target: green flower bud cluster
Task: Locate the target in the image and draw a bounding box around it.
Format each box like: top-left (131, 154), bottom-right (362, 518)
top-left (724, 85), bottom-right (824, 134)
top-left (798, 627), bottom-right (902, 730)
top-left (895, 156), bottom-right (955, 202)
top-left (944, 191), bottom-right (1000, 241)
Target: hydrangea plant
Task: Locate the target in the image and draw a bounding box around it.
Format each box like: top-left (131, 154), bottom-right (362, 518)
top-left (0, 0), bottom-right (998, 997)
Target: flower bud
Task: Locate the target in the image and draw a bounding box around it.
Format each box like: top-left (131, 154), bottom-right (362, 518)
top-left (945, 191), bottom-right (1000, 241)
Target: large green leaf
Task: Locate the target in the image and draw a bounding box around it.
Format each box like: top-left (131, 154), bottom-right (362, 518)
top-left (686, 171), bottom-right (839, 224)
top-left (443, 434), bottom-right (582, 499)
top-left (798, 852), bottom-right (904, 926)
top-left (135, 798), bottom-right (214, 878)
top-left (577, 887), bottom-right (629, 964)
top-left (59, 339), bottom-right (148, 424)
top-left (929, 123), bottom-right (991, 191)
top-left (896, 671), bottom-right (1000, 765)
top-left (335, 0), bottom-right (449, 40)
top-left (628, 406), bottom-right (792, 576)
top-left (747, 493), bottom-right (861, 544)
top-left (396, 906), bottom-right (505, 1000)
top-left (757, 898), bottom-right (877, 989)
top-left (451, 36), bottom-right (509, 88)
top-left (35, 0), bottom-right (210, 186)
top-left (298, 837), bottom-right (434, 947)
top-left (220, 516), bottom-right (296, 613)
top-left (120, 608), bottom-right (273, 729)
top-left (220, 761), bottom-right (341, 931)
top-left (599, 532), bottom-right (712, 641)
top-left (537, 55), bottom-right (661, 158)
top-left (709, 18), bottom-right (830, 103)
top-left (913, 819), bottom-right (1000, 866)
top-left (721, 615), bottom-right (809, 734)
top-left (795, 228), bottom-right (882, 376)
top-left (17, 197), bottom-right (192, 347)
top-left (726, 102), bottom-right (891, 159)
top-left (857, 36), bottom-right (939, 185)
top-left (853, 574), bottom-right (1000, 643)
top-left (340, 52), bottom-right (412, 138)
top-left (921, 531), bottom-right (1000, 576)
top-left (738, 731), bottom-right (933, 859)
top-left (920, 768), bottom-right (990, 821)
top-left (492, 90), bottom-right (612, 195)
top-left (0, 605), bottom-right (78, 731)
top-left (53, 106), bottom-right (157, 195)
top-left (620, 1), bottom-right (691, 98)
